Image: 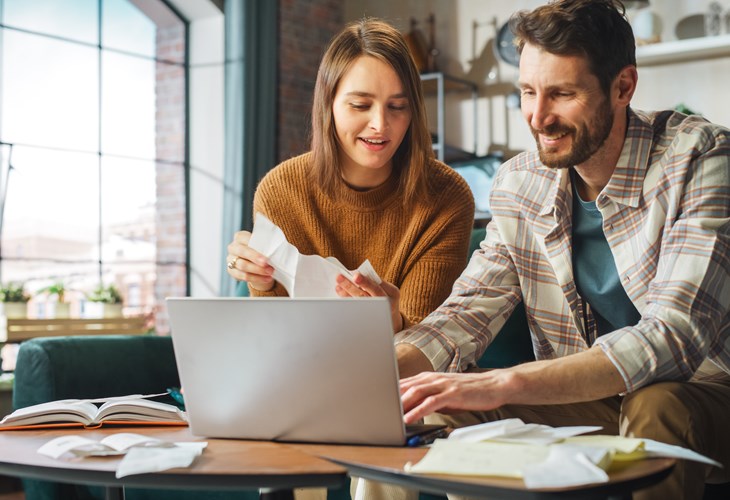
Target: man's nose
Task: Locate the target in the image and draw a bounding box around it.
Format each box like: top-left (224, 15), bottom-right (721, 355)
top-left (530, 95), bottom-right (555, 131)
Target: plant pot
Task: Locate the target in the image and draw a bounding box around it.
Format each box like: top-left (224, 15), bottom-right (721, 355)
top-left (85, 302), bottom-right (123, 318)
top-left (0, 302), bottom-right (27, 319)
top-left (47, 302), bottom-right (70, 319)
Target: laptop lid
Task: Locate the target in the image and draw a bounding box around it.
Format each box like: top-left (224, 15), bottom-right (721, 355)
top-left (166, 297), bottom-right (407, 446)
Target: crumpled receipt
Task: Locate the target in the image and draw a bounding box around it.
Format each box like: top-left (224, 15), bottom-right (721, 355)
top-left (248, 213), bottom-right (382, 297)
top-left (38, 433), bottom-right (207, 478)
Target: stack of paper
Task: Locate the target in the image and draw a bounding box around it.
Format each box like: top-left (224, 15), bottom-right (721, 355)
top-left (405, 419), bottom-right (720, 489)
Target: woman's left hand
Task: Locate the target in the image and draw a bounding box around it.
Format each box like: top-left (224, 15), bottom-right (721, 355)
top-left (335, 273), bottom-right (403, 333)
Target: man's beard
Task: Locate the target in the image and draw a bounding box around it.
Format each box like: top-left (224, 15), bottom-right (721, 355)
top-left (531, 98), bottom-right (614, 169)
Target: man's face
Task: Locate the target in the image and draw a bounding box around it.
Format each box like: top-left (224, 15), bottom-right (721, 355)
top-left (518, 44), bottom-right (614, 169)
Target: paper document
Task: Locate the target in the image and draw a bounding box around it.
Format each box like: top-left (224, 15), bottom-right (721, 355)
top-left (405, 439), bottom-right (549, 478)
top-left (406, 419), bottom-right (720, 489)
top-left (448, 418), bottom-right (602, 445)
top-left (248, 213), bottom-right (382, 297)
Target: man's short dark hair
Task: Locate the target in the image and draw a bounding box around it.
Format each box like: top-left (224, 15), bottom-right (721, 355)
top-left (509, 0), bottom-right (636, 95)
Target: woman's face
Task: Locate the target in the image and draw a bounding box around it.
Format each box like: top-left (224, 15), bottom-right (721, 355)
top-left (332, 56), bottom-right (412, 189)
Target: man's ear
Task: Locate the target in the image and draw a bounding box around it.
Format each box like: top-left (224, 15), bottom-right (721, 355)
top-left (614, 65), bottom-right (638, 105)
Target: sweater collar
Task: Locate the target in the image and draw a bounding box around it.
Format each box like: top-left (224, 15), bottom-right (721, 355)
top-left (331, 169), bottom-right (401, 211)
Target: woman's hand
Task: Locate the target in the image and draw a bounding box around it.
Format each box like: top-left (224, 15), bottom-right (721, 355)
top-left (226, 231), bottom-right (276, 292)
top-left (335, 273), bottom-right (403, 332)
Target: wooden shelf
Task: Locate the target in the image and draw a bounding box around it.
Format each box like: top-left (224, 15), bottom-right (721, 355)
top-left (1, 316), bottom-right (149, 343)
top-left (420, 72), bottom-right (479, 162)
top-left (636, 34), bottom-right (730, 66)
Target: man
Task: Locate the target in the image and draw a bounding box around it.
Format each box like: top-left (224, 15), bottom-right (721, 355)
top-left (395, 1), bottom-right (730, 498)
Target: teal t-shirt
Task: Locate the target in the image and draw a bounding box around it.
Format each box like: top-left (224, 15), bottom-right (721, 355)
top-left (571, 177), bottom-right (641, 336)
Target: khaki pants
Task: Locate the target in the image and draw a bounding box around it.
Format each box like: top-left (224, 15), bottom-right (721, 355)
top-left (353, 372), bottom-right (730, 500)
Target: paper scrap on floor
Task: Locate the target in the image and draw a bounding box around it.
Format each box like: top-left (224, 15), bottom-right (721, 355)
top-left (38, 432), bottom-right (207, 478)
top-left (405, 418), bottom-right (721, 489)
top-left (248, 213), bottom-right (381, 297)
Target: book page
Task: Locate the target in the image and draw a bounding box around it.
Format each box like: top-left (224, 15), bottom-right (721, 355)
top-left (95, 399), bottom-right (187, 423)
top-left (0, 401), bottom-right (97, 427)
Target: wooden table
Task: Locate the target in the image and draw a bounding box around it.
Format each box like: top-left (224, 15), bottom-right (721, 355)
top-left (294, 443), bottom-right (676, 500)
top-left (0, 427), bottom-right (676, 500)
top-left (0, 427), bottom-right (346, 500)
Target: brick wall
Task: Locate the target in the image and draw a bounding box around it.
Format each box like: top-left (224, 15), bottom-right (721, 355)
top-left (155, 24), bottom-right (187, 335)
top-left (277, 0), bottom-right (343, 162)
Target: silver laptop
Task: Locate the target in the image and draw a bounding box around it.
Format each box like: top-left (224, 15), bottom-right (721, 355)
top-left (167, 297), bottom-right (421, 446)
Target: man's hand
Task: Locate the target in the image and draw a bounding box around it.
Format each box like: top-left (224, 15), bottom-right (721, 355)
top-left (400, 370), bottom-right (511, 424)
top-left (335, 273), bottom-right (403, 332)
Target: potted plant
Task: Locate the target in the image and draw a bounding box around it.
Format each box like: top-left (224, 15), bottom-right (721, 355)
top-left (35, 282), bottom-right (70, 318)
top-left (0, 282), bottom-right (30, 319)
top-left (85, 284), bottom-right (124, 318)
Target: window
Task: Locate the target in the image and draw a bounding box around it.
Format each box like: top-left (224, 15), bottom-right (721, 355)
top-left (0, 0), bottom-right (187, 333)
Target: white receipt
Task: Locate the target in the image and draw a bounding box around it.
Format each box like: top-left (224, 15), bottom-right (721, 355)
top-left (38, 433), bottom-right (175, 459)
top-left (115, 443), bottom-right (207, 478)
top-left (38, 432), bottom-right (207, 478)
top-left (248, 213), bottom-right (381, 297)
top-left (448, 418), bottom-right (602, 445)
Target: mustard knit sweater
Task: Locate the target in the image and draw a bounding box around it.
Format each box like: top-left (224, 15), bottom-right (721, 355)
top-left (250, 152), bottom-right (475, 327)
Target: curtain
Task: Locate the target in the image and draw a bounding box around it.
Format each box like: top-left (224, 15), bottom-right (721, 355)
top-left (220, 0), bottom-right (277, 295)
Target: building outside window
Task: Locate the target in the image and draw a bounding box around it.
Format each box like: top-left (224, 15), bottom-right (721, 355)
top-left (0, 0), bottom-right (188, 334)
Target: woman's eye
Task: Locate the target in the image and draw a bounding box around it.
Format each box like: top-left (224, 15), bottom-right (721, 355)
top-left (350, 103), bottom-right (369, 110)
top-left (389, 104), bottom-right (408, 111)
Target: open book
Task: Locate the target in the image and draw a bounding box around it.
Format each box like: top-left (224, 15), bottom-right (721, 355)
top-left (0, 396), bottom-right (188, 430)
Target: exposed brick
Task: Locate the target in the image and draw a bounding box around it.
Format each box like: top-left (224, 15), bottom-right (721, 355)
top-left (277, 0), bottom-right (343, 163)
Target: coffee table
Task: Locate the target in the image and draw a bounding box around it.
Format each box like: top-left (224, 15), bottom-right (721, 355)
top-left (0, 427), bottom-right (677, 500)
top-left (0, 427), bottom-right (346, 500)
top-left (294, 443), bottom-right (676, 499)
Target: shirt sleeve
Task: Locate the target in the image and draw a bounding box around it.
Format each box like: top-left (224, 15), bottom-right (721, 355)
top-left (395, 217), bottom-right (523, 372)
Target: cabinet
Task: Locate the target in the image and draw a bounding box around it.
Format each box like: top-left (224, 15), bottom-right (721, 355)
top-left (420, 72), bottom-right (478, 163)
top-left (636, 33), bottom-right (730, 66)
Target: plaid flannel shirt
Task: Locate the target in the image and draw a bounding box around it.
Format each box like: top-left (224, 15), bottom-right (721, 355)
top-left (396, 109), bottom-right (730, 392)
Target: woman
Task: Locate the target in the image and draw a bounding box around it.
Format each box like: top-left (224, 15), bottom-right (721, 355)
top-left (226, 18), bottom-right (474, 333)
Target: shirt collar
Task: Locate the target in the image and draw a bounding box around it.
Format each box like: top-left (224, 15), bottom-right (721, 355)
top-left (599, 108), bottom-right (652, 208)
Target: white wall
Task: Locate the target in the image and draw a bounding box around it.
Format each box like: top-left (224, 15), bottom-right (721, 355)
top-left (345, 0), bottom-right (730, 158)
